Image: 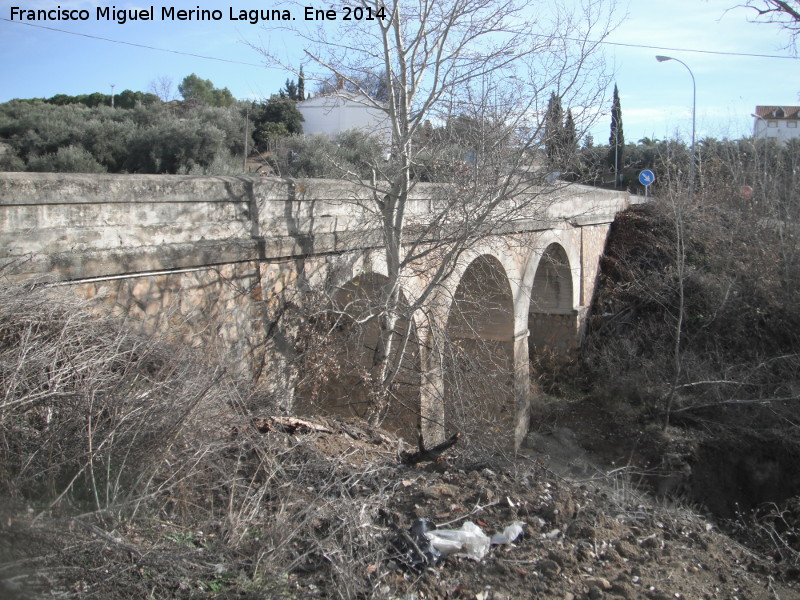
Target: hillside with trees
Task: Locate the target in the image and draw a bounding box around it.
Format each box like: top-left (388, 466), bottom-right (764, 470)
top-left (0, 73), bottom-right (304, 175)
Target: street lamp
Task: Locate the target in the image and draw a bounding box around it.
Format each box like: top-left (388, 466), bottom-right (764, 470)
top-left (656, 55), bottom-right (696, 199)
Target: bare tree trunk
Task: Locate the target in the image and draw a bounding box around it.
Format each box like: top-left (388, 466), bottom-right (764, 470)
top-left (367, 309), bottom-right (400, 425)
top-left (662, 190), bottom-right (686, 429)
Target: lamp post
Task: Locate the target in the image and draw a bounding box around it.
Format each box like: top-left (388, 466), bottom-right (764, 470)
top-left (656, 55), bottom-right (696, 199)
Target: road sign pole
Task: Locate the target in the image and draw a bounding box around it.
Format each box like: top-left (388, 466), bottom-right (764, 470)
top-left (638, 170), bottom-right (656, 200)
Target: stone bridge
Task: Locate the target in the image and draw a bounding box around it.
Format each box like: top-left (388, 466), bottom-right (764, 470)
top-left (0, 173), bottom-right (630, 449)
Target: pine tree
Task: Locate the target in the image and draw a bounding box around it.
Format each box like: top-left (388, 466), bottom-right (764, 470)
top-left (608, 83), bottom-right (624, 184)
top-left (282, 78), bottom-right (298, 100)
top-left (281, 68), bottom-right (306, 101)
top-left (178, 74), bottom-right (235, 107)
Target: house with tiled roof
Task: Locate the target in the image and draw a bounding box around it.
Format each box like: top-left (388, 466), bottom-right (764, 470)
top-left (753, 106), bottom-right (800, 145)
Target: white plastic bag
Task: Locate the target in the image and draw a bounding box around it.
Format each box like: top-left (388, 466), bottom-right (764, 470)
top-left (490, 521), bottom-right (526, 545)
top-left (425, 521), bottom-right (490, 560)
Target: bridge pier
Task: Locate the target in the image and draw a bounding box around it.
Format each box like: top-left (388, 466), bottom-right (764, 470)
top-left (419, 336), bottom-right (447, 447)
top-left (512, 328), bottom-right (533, 450)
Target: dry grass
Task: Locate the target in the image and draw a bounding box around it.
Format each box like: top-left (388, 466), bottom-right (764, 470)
top-left (0, 278), bottom-right (402, 599)
top-left (0, 277), bottom-right (233, 510)
top-left (3, 275), bottom-right (797, 599)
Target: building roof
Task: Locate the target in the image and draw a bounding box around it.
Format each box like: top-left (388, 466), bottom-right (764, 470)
top-left (754, 106), bottom-right (800, 119)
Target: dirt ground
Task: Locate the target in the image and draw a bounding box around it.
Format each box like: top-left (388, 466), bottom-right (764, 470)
top-left (2, 406), bottom-right (798, 600)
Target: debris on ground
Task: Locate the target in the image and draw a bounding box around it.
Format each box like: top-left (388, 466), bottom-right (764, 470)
top-left (422, 520), bottom-right (490, 561)
top-left (400, 432), bottom-right (462, 465)
top-left (2, 415), bottom-right (798, 600)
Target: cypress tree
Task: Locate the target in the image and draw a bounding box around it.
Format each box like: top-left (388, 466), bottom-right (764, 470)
top-left (563, 109), bottom-right (578, 160)
top-left (298, 67), bottom-right (305, 100)
top-left (544, 92), bottom-right (565, 169)
top-left (608, 83), bottom-right (624, 184)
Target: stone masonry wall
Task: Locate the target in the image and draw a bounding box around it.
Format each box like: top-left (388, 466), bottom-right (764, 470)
top-left (577, 222), bottom-right (613, 339)
top-left (71, 262), bottom-right (264, 376)
top-left (0, 172), bottom-right (448, 281)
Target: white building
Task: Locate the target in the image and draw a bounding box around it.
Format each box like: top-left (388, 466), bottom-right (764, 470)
top-left (297, 92), bottom-right (391, 141)
top-left (753, 106), bottom-right (800, 145)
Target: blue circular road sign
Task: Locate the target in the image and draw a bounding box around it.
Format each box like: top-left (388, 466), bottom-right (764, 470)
top-left (639, 169), bottom-right (655, 186)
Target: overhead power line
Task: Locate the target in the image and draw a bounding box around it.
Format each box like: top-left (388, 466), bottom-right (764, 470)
top-left (582, 36), bottom-right (800, 60)
top-left (2, 16), bottom-right (799, 62)
top-left (0, 18), bottom-right (266, 68)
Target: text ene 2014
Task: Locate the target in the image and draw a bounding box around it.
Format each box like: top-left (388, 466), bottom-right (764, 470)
top-left (305, 6), bottom-right (387, 20)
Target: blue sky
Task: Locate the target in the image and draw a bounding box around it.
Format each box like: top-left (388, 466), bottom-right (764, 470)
top-left (1, 0), bottom-right (798, 144)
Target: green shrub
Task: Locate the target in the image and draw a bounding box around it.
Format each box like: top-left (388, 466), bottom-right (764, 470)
top-left (254, 121), bottom-right (290, 149)
top-left (270, 130), bottom-right (383, 179)
top-left (27, 145), bottom-right (106, 173)
top-left (252, 95), bottom-right (303, 149)
top-left (124, 118), bottom-right (226, 173)
top-left (0, 99), bottom-right (248, 174)
top-left (0, 145), bottom-right (24, 171)
top-left (184, 149), bottom-right (243, 175)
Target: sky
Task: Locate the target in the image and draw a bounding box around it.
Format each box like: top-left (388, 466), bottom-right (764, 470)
top-left (1, 0), bottom-right (798, 145)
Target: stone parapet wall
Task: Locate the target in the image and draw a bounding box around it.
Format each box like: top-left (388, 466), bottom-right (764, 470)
top-left (0, 173), bottom-right (377, 280)
top-left (1, 172), bottom-right (627, 283)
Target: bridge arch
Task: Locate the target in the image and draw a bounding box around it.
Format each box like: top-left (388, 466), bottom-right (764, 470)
top-left (521, 232), bottom-right (581, 358)
top-left (294, 267), bottom-right (421, 440)
top-left (443, 253), bottom-right (517, 451)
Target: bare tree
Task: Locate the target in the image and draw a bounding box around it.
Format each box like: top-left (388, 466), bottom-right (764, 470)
top-left (255, 0), bottom-right (617, 433)
top-left (737, 1), bottom-right (800, 50)
top-left (147, 75), bottom-right (177, 102)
